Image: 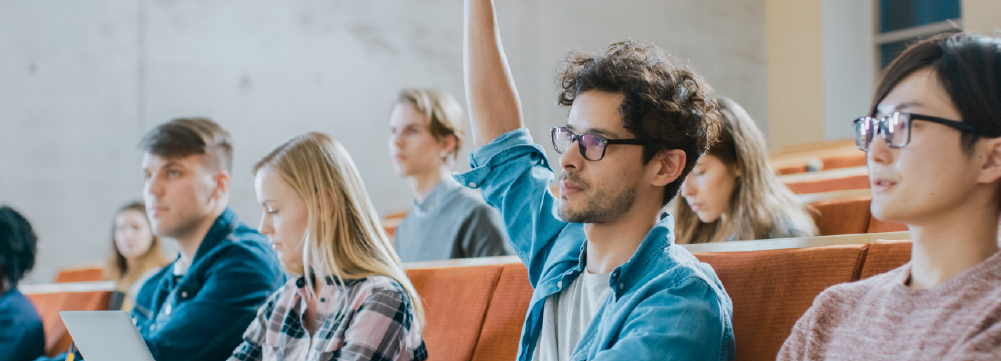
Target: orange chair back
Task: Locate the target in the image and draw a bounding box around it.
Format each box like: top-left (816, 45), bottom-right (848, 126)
top-left (809, 197), bottom-right (872, 236)
top-left (694, 244), bottom-right (869, 361)
top-left (406, 265), bottom-right (504, 361)
top-left (820, 154), bottom-right (866, 170)
top-left (471, 263), bottom-right (534, 361)
top-left (54, 267), bottom-right (105, 283)
top-left (25, 289), bottom-right (114, 356)
top-left (786, 174), bottom-right (870, 194)
top-left (860, 240), bottom-right (912, 279)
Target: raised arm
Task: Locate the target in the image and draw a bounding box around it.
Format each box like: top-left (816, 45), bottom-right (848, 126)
top-left (464, 0), bottom-right (524, 147)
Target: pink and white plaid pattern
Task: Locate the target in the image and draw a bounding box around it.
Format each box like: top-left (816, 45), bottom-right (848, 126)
top-left (229, 275), bottom-right (426, 361)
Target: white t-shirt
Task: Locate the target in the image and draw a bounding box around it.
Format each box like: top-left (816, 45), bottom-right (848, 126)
top-left (532, 269), bottom-right (613, 361)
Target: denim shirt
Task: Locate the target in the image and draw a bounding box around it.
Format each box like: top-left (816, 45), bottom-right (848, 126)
top-left (132, 208), bottom-right (287, 361)
top-left (454, 129), bottom-right (735, 361)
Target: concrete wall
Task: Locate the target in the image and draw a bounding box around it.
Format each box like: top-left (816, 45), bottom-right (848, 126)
top-left (963, 0), bottom-right (1001, 36)
top-left (821, 0), bottom-right (875, 141)
top-left (0, 0), bottom-right (767, 284)
top-left (765, 0), bottom-right (824, 150)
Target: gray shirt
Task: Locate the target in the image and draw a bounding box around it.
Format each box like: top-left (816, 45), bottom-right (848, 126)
top-left (394, 176), bottom-right (513, 262)
top-left (533, 269), bottom-right (613, 361)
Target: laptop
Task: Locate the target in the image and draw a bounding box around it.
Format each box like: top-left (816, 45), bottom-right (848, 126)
top-left (60, 311), bottom-right (156, 361)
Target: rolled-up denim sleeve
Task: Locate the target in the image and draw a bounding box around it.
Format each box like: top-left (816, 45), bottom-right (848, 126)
top-left (454, 128), bottom-right (567, 286)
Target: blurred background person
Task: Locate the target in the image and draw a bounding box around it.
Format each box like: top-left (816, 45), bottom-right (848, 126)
top-left (676, 98), bottom-right (818, 244)
top-left (388, 88), bottom-right (512, 262)
top-left (0, 205), bottom-right (44, 361)
top-left (105, 201), bottom-right (170, 311)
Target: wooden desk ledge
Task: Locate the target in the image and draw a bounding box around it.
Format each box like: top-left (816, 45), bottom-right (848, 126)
top-left (21, 281), bottom-right (116, 294)
top-left (402, 232), bottom-right (914, 269)
top-left (681, 231), bottom-right (911, 254)
top-left (777, 166), bottom-right (869, 183)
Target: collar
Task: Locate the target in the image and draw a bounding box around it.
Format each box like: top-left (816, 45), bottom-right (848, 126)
top-left (605, 212), bottom-right (676, 297)
top-left (189, 208), bottom-right (239, 265)
top-left (412, 176), bottom-right (461, 216)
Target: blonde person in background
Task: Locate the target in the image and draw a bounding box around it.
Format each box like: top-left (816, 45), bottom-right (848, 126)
top-left (388, 88), bottom-right (511, 262)
top-left (675, 98), bottom-right (817, 244)
top-left (230, 132), bottom-right (426, 361)
top-left (106, 201), bottom-right (170, 310)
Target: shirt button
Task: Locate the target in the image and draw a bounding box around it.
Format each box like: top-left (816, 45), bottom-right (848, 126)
top-left (619, 283), bottom-right (624, 290)
top-left (557, 281), bottom-right (563, 289)
top-left (165, 305), bottom-right (171, 315)
top-left (469, 182), bottom-right (477, 187)
top-left (181, 291), bottom-right (188, 298)
top-left (150, 325), bottom-right (156, 332)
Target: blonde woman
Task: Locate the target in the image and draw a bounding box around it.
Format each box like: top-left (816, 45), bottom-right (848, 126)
top-left (676, 98), bottom-right (818, 244)
top-left (105, 201), bottom-right (170, 310)
top-left (230, 132), bottom-right (426, 361)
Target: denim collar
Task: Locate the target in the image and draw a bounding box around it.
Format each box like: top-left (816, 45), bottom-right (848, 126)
top-left (190, 207), bottom-right (238, 264)
top-left (613, 212), bottom-right (674, 293)
top-left (411, 176), bottom-right (461, 216)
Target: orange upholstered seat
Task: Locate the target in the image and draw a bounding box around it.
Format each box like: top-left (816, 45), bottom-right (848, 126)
top-left (471, 263), bottom-right (533, 361)
top-left (866, 216), bottom-right (908, 233)
top-left (809, 197), bottom-right (872, 236)
top-left (694, 244), bottom-right (869, 361)
top-left (24, 286), bottom-right (115, 356)
top-left (860, 239), bottom-right (912, 279)
top-left (54, 266), bottom-right (105, 283)
top-left (406, 265), bottom-right (504, 361)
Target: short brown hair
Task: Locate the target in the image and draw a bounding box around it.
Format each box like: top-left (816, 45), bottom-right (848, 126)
top-left (556, 40), bottom-right (722, 206)
top-left (397, 88), bottom-right (465, 160)
top-left (139, 117), bottom-right (233, 172)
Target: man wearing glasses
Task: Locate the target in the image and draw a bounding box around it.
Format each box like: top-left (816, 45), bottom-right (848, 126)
top-left (454, 1), bottom-right (734, 360)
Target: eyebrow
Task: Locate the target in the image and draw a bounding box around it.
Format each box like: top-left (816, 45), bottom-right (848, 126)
top-left (564, 124), bottom-right (621, 139)
top-left (878, 101), bottom-right (923, 116)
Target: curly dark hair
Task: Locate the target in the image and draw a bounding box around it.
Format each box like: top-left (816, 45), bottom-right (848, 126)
top-left (556, 40), bottom-right (722, 206)
top-left (0, 206), bottom-right (38, 289)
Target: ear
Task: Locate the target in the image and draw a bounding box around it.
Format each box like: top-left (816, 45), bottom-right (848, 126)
top-left (649, 149), bottom-right (687, 187)
top-left (440, 135), bottom-right (457, 159)
top-left (212, 171), bottom-right (231, 199)
top-left (977, 138), bottom-right (1001, 184)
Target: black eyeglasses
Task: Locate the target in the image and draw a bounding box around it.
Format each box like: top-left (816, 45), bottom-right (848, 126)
top-left (852, 112), bottom-right (982, 151)
top-left (551, 127), bottom-right (644, 161)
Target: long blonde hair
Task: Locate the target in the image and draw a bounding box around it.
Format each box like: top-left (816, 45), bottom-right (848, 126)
top-left (675, 98), bottom-right (818, 244)
top-left (106, 201), bottom-right (169, 290)
top-left (254, 132), bottom-right (425, 326)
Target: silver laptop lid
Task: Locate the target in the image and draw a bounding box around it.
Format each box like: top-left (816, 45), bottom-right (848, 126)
top-left (60, 311), bottom-right (155, 361)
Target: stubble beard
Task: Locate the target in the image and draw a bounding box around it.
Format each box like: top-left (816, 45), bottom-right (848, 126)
top-left (557, 172), bottom-right (638, 224)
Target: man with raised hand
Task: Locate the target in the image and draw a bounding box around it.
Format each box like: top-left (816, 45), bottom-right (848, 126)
top-left (133, 118), bottom-right (286, 361)
top-left (456, 1), bottom-right (735, 360)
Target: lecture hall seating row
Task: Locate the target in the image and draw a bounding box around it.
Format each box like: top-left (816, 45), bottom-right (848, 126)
top-left (403, 232), bottom-right (913, 361)
top-left (28, 233), bottom-right (912, 360)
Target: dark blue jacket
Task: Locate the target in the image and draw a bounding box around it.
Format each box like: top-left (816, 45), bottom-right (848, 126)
top-left (132, 208), bottom-right (286, 361)
top-left (0, 288), bottom-right (45, 361)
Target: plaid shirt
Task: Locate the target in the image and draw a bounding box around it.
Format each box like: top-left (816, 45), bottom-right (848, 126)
top-left (228, 275), bottom-right (427, 361)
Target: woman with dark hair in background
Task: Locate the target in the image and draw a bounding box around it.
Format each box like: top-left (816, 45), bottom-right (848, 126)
top-left (676, 97), bottom-right (817, 244)
top-left (105, 201), bottom-right (170, 311)
top-left (0, 205), bottom-right (44, 361)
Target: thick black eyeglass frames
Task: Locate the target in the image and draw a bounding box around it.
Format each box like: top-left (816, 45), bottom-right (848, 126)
top-left (852, 112), bottom-right (984, 151)
top-left (550, 127), bottom-right (645, 161)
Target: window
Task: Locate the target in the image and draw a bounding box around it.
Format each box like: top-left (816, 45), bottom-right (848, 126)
top-left (876, 0), bottom-right (962, 69)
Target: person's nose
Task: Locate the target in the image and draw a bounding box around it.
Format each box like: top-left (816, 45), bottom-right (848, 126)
top-left (681, 174), bottom-right (697, 197)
